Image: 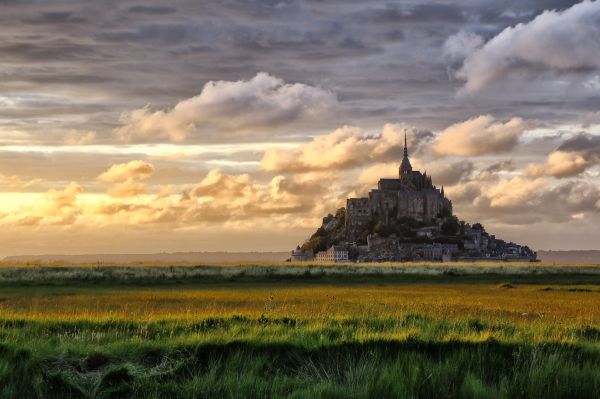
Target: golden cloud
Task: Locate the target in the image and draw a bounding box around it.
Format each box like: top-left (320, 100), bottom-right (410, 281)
top-left (261, 124), bottom-right (413, 173)
top-left (64, 130), bottom-right (96, 146)
top-left (97, 160), bottom-right (155, 183)
top-left (9, 182), bottom-right (83, 226)
top-left (432, 115), bottom-right (530, 157)
top-left (1, 169), bottom-right (340, 229)
top-left (525, 151), bottom-right (589, 178)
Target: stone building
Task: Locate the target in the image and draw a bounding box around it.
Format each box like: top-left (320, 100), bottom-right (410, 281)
top-left (315, 245), bottom-right (349, 262)
top-left (346, 131), bottom-right (452, 240)
top-left (291, 246), bottom-right (314, 262)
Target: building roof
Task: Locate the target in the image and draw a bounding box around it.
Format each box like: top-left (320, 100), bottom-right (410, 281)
top-left (330, 245), bottom-right (348, 251)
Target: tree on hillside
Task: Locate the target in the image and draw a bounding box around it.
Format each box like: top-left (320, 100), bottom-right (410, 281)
top-left (441, 216), bottom-right (460, 236)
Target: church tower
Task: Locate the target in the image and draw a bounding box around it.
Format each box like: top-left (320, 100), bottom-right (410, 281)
top-left (399, 129), bottom-right (413, 177)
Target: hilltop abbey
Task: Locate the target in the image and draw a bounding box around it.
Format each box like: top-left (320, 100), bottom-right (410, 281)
top-left (292, 130), bottom-right (537, 263)
top-left (345, 132), bottom-right (452, 240)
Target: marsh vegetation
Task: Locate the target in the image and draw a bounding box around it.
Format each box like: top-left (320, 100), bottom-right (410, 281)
top-left (0, 265), bottom-right (599, 398)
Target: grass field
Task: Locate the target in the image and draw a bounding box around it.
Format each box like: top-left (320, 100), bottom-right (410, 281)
top-left (0, 264), bottom-right (599, 398)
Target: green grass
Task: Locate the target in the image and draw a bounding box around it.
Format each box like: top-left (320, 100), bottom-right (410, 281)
top-left (1, 317), bottom-right (600, 398)
top-left (0, 267), bottom-right (599, 398)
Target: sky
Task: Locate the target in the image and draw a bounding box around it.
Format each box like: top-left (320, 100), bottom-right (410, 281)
top-left (0, 0), bottom-right (599, 256)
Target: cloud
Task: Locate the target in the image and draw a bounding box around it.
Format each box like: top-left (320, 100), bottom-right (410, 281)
top-left (446, 173), bottom-right (600, 226)
top-left (583, 75), bottom-right (600, 90)
top-left (126, 5), bottom-right (176, 14)
top-left (581, 111), bottom-right (600, 128)
top-left (356, 159), bottom-right (472, 187)
top-left (426, 160), bottom-right (474, 186)
top-left (106, 180), bottom-right (148, 198)
top-left (9, 182), bottom-right (82, 226)
top-left (97, 160), bottom-right (154, 183)
top-left (456, 1), bottom-right (600, 93)
top-left (192, 169), bottom-right (253, 198)
top-left (357, 162), bottom-right (398, 185)
top-left (64, 130), bottom-right (96, 146)
top-left (188, 169), bottom-right (333, 221)
top-left (525, 133), bottom-right (600, 177)
top-left (0, 174), bottom-right (41, 189)
top-left (485, 176), bottom-right (547, 208)
top-left (525, 151), bottom-right (589, 178)
top-left (484, 160), bottom-right (515, 173)
top-left (0, 40), bottom-right (95, 62)
top-left (443, 31), bottom-right (484, 63)
top-left (432, 115), bottom-right (530, 156)
top-left (23, 11), bottom-right (86, 24)
top-left (0, 166), bottom-right (341, 229)
top-left (261, 124), bottom-right (428, 173)
top-left (359, 3), bottom-right (466, 24)
top-left (114, 72), bottom-right (337, 142)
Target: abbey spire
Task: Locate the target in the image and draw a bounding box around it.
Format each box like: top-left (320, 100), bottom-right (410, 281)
top-left (400, 128), bottom-right (413, 176)
top-left (403, 128), bottom-right (408, 157)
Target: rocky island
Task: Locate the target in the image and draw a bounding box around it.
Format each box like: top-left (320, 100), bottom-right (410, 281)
top-left (292, 132), bottom-right (537, 263)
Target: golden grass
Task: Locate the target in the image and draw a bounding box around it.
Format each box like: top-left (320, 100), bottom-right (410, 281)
top-left (1, 283), bottom-right (599, 327)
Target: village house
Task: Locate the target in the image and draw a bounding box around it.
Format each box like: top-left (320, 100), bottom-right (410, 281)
top-left (315, 246), bottom-right (349, 262)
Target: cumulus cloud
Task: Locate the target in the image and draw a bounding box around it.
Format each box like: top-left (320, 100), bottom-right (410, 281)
top-left (97, 160), bottom-right (154, 183)
top-left (114, 72), bottom-right (337, 142)
top-left (1, 168), bottom-right (340, 229)
top-left (261, 124), bottom-right (426, 173)
top-left (187, 169), bottom-right (334, 222)
top-left (446, 169), bottom-right (600, 226)
top-left (526, 151), bottom-right (589, 178)
top-left (526, 133), bottom-right (600, 177)
top-left (432, 115), bottom-right (531, 156)
top-left (9, 182), bottom-right (82, 226)
top-left (456, 1), bottom-right (600, 93)
top-left (485, 176), bottom-right (547, 208)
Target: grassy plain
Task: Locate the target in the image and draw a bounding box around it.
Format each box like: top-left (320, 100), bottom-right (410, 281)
top-left (0, 264), bottom-right (599, 398)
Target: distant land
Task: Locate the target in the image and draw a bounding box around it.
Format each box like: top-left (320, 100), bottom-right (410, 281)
top-left (536, 250), bottom-right (600, 264)
top-left (2, 250), bottom-right (600, 264)
top-left (2, 252), bottom-right (290, 264)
